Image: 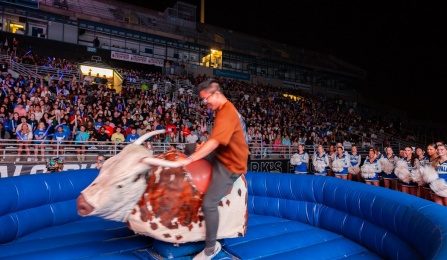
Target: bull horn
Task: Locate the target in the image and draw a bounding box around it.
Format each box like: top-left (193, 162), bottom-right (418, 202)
top-left (134, 129), bottom-right (166, 145)
top-left (142, 157), bottom-right (184, 168)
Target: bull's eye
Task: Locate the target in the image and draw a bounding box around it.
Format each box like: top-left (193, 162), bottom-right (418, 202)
top-left (117, 185), bottom-right (123, 188)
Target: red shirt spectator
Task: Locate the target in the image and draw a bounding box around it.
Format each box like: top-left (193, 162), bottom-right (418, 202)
top-left (70, 110), bottom-right (87, 125)
top-left (124, 126), bottom-right (132, 136)
top-left (102, 120), bottom-right (115, 137)
top-left (124, 123), bottom-right (137, 136)
top-left (181, 125), bottom-right (190, 137)
top-left (165, 120), bottom-right (177, 135)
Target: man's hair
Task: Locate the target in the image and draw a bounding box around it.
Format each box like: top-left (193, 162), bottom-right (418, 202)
top-left (197, 78), bottom-right (221, 92)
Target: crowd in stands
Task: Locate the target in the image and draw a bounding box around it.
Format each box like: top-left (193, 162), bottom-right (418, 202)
top-left (0, 54), bottom-right (216, 162)
top-left (1, 51), bottom-right (447, 206)
top-left (0, 54), bottom-right (442, 157)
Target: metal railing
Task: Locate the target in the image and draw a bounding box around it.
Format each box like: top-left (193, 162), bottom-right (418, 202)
top-left (8, 58), bottom-right (41, 80)
top-left (0, 140), bottom-right (166, 162)
top-left (1, 138), bottom-right (387, 163)
top-left (1, 139), bottom-right (124, 162)
top-left (12, 63), bottom-right (81, 83)
top-left (0, 139), bottom-right (300, 161)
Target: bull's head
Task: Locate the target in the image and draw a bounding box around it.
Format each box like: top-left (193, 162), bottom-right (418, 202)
top-left (76, 130), bottom-right (183, 222)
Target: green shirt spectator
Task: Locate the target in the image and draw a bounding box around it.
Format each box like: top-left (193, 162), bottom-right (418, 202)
top-left (141, 81), bottom-right (148, 91)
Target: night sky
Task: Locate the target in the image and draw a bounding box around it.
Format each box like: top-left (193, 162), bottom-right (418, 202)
top-left (120, 0), bottom-right (446, 125)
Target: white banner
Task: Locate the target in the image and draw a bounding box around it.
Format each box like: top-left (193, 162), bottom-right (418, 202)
top-left (111, 51), bottom-right (164, 67)
top-left (0, 163), bottom-right (98, 178)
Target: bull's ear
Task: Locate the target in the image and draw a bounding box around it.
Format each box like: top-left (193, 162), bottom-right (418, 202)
top-left (141, 157), bottom-right (184, 168)
top-left (134, 129), bottom-right (166, 145)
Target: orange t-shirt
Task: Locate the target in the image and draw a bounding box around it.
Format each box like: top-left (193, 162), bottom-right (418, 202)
top-left (210, 101), bottom-right (248, 174)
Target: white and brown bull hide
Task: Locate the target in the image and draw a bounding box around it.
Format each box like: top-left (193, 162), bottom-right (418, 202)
top-left (128, 151), bottom-right (248, 243)
top-left (77, 130), bottom-right (248, 244)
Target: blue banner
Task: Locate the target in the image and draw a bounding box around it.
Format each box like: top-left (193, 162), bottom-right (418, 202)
top-left (213, 69), bottom-right (250, 81)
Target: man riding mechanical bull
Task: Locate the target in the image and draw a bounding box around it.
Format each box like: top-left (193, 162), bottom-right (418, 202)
top-left (77, 78), bottom-right (250, 260)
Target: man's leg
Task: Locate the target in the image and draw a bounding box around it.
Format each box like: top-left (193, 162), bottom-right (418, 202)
top-left (201, 160), bottom-right (239, 253)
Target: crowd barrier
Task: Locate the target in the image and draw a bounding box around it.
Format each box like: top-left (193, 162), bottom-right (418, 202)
top-left (0, 139), bottom-right (379, 178)
top-left (2, 139), bottom-right (381, 162)
top-left (1, 139), bottom-right (302, 162)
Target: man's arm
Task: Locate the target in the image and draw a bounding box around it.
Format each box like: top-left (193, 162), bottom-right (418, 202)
top-left (178, 139), bottom-right (219, 165)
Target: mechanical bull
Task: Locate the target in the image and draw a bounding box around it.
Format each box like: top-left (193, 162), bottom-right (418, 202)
top-left (77, 130), bottom-right (248, 244)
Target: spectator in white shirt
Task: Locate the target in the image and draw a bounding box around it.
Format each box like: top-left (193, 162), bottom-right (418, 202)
top-left (83, 72), bottom-right (93, 85)
top-left (186, 131), bottom-right (198, 144)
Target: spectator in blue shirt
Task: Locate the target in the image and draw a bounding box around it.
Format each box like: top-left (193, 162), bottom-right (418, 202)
top-left (125, 127), bottom-right (139, 143)
top-left (52, 125), bottom-right (68, 158)
top-left (33, 122), bottom-right (49, 161)
top-left (94, 117), bottom-right (104, 131)
top-left (73, 125), bottom-right (89, 162)
top-left (61, 121), bottom-right (71, 140)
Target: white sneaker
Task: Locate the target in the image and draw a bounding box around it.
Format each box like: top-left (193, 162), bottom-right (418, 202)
top-left (34, 157), bottom-right (38, 162)
top-left (193, 241), bottom-right (221, 260)
top-left (41, 158), bottom-right (46, 162)
top-left (90, 146), bottom-right (97, 149)
top-left (16, 158), bottom-right (20, 162)
top-left (27, 157), bottom-right (32, 161)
